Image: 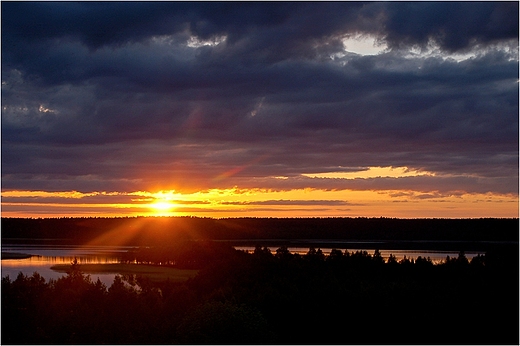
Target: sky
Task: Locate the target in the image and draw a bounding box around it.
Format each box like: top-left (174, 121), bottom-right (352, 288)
top-left (1, 1), bottom-right (519, 218)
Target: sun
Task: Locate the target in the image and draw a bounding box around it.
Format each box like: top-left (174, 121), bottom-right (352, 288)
top-left (149, 200), bottom-right (176, 216)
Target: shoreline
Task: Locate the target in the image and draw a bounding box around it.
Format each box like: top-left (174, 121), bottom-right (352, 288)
top-left (50, 263), bottom-right (199, 282)
top-left (1, 252), bottom-right (35, 260)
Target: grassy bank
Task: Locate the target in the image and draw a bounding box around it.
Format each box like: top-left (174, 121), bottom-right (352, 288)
top-left (50, 263), bottom-right (199, 282)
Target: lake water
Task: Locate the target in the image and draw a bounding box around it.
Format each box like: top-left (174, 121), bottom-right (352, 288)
top-left (235, 246), bottom-right (481, 264)
top-left (1, 244), bottom-right (132, 286)
top-left (2, 244), bottom-right (483, 286)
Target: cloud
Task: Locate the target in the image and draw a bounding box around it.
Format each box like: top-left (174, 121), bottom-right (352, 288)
top-left (1, 2), bottom-right (518, 206)
top-left (377, 2), bottom-right (519, 52)
top-left (222, 174), bottom-right (518, 196)
top-left (220, 199), bottom-right (357, 206)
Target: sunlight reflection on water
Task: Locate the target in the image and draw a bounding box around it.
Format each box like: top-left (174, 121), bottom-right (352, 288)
top-left (1, 245), bottom-right (128, 286)
top-left (2, 244), bottom-right (483, 286)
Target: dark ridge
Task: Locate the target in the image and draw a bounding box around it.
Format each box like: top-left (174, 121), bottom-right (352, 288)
top-left (2, 217), bottom-right (518, 251)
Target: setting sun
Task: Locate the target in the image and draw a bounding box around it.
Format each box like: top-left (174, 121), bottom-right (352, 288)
top-left (149, 200), bottom-right (176, 215)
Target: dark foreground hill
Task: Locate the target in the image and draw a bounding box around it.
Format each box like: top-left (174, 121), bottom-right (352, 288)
top-left (3, 241), bottom-right (519, 344)
top-left (2, 217), bottom-right (519, 344)
top-left (2, 217), bottom-right (518, 251)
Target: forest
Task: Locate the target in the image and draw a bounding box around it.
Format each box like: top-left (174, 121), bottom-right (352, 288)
top-left (2, 217), bottom-right (519, 344)
top-left (2, 241), bottom-right (519, 345)
top-left (2, 217), bottom-right (518, 249)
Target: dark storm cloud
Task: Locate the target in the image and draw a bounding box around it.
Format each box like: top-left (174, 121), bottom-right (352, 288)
top-left (1, 2), bottom-right (518, 196)
top-left (4, 2), bottom-right (515, 54)
top-left (378, 2), bottom-right (519, 52)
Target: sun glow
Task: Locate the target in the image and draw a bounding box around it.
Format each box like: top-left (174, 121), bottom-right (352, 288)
top-left (148, 200), bottom-right (177, 216)
top-left (2, 185), bottom-right (518, 218)
top-left (151, 201), bottom-right (174, 211)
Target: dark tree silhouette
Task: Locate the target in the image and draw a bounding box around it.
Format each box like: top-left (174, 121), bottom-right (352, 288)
top-left (2, 240), bottom-right (518, 345)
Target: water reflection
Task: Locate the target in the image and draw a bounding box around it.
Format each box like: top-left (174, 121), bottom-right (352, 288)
top-left (235, 246), bottom-right (481, 264)
top-left (2, 245), bottom-right (126, 286)
top-left (2, 244), bottom-right (483, 285)
top-left (2, 256), bottom-right (120, 266)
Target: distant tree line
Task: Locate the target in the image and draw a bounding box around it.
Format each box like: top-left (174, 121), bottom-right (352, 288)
top-left (1, 217), bottom-right (518, 249)
top-left (2, 242), bottom-right (518, 344)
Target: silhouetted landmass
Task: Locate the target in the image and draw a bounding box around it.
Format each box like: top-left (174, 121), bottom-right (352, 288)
top-left (2, 243), bottom-right (518, 344)
top-left (50, 263), bottom-right (199, 283)
top-left (0, 252), bottom-right (33, 260)
top-left (3, 217), bottom-right (518, 343)
top-left (2, 217), bottom-right (518, 252)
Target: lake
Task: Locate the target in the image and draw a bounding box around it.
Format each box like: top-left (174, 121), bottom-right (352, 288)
top-left (235, 246), bottom-right (482, 264)
top-left (2, 243), bottom-right (484, 286)
top-left (1, 244), bottom-right (131, 286)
